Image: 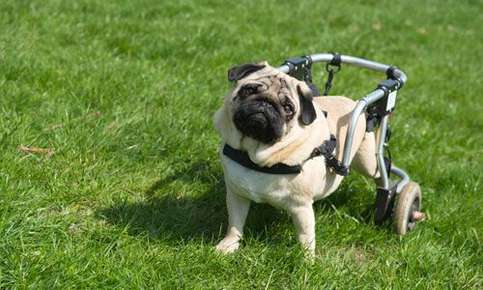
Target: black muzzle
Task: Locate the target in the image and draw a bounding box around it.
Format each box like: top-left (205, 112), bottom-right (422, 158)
top-left (233, 100), bottom-right (284, 144)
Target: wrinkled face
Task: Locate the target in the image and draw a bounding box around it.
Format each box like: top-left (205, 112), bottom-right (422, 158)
top-left (231, 75), bottom-right (297, 143)
top-left (227, 63), bottom-right (316, 144)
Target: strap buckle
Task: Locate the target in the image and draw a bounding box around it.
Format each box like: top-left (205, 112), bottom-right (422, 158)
top-left (323, 53), bottom-right (342, 96)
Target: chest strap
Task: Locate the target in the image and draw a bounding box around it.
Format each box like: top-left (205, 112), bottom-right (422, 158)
top-left (223, 134), bottom-right (348, 176)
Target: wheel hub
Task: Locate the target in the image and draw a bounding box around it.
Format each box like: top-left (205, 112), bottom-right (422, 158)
top-left (406, 198), bottom-right (425, 231)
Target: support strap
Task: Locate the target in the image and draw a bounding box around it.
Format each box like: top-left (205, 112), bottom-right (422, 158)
top-left (323, 53), bottom-right (341, 96)
top-left (309, 134), bottom-right (349, 176)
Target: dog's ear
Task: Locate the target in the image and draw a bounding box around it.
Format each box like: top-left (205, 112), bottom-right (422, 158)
top-left (228, 63), bottom-right (266, 81)
top-left (297, 84), bottom-right (316, 125)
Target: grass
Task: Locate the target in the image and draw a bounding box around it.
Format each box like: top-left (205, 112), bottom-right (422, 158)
top-left (0, 0), bottom-right (481, 288)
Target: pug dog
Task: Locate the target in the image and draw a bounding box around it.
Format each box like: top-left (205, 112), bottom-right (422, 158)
top-left (213, 62), bottom-right (380, 255)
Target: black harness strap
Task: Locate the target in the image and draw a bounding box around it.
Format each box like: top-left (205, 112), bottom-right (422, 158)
top-left (308, 134), bottom-right (349, 176)
top-left (223, 134), bottom-right (347, 175)
top-left (223, 144), bottom-right (302, 174)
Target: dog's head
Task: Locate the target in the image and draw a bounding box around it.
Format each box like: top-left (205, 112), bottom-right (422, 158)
top-left (223, 62), bottom-right (316, 144)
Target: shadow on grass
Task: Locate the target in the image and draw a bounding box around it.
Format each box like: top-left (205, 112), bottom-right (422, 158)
top-left (318, 183), bottom-right (376, 223)
top-left (97, 161), bottom-right (225, 242)
top-left (97, 160), bottom-right (379, 245)
top-left (97, 161), bottom-right (291, 244)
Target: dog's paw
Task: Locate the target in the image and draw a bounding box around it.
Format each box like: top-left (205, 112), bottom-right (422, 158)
top-left (303, 249), bottom-right (316, 263)
top-left (215, 238), bottom-right (240, 254)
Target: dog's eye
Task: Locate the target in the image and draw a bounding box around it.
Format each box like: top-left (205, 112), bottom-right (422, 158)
top-left (237, 84), bottom-right (261, 99)
top-left (283, 104), bottom-right (293, 114)
top-left (282, 102), bottom-right (294, 119)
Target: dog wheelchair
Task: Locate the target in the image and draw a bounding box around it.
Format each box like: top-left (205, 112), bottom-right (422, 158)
top-left (277, 53), bottom-right (424, 235)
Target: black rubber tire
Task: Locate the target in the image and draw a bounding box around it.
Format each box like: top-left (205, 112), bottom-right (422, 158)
top-left (394, 181), bottom-right (422, 235)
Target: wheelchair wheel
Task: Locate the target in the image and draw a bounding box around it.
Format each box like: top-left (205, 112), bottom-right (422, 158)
top-left (394, 181), bottom-right (424, 235)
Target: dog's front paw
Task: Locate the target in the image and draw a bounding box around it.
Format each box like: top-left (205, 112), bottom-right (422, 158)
top-left (215, 238), bottom-right (240, 254)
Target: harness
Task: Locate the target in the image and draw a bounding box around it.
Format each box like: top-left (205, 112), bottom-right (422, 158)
top-left (222, 133), bottom-right (348, 176)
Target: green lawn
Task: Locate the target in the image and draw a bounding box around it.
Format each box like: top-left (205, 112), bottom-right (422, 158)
top-left (1, 0), bottom-right (481, 288)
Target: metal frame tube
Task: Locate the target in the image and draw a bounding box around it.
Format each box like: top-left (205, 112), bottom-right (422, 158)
top-left (376, 115), bottom-right (390, 189)
top-left (341, 89), bottom-right (386, 168)
top-left (312, 54), bottom-right (389, 72)
top-left (341, 100), bottom-right (367, 168)
top-left (277, 53), bottom-right (407, 85)
top-left (391, 165), bottom-right (410, 193)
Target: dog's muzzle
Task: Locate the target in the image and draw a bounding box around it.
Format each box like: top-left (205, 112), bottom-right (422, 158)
top-left (233, 100), bottom-right (284, 144)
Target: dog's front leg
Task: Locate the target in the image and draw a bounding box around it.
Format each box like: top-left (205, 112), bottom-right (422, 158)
top-left (215, 188), bottom-right (250, 254)
top-left (289, 204), bottom-right (316, 256)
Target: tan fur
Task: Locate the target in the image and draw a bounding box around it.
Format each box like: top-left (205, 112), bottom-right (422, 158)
top-left (214, 63), bottom-right (379, 255)
top-left (262, 132), bottom-right (308, 166)
top-left (213, 103), bottom-right (242, 149)
top-left (315, 97), bottom-right (379, 178)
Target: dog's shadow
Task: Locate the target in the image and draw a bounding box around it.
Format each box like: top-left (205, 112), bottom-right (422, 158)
top-left (97, 161), bottom-right (291, 243)
top-left (97, 161), bottom-right (226, 242)
top-left (97, 161), bottom-right (374, 245)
